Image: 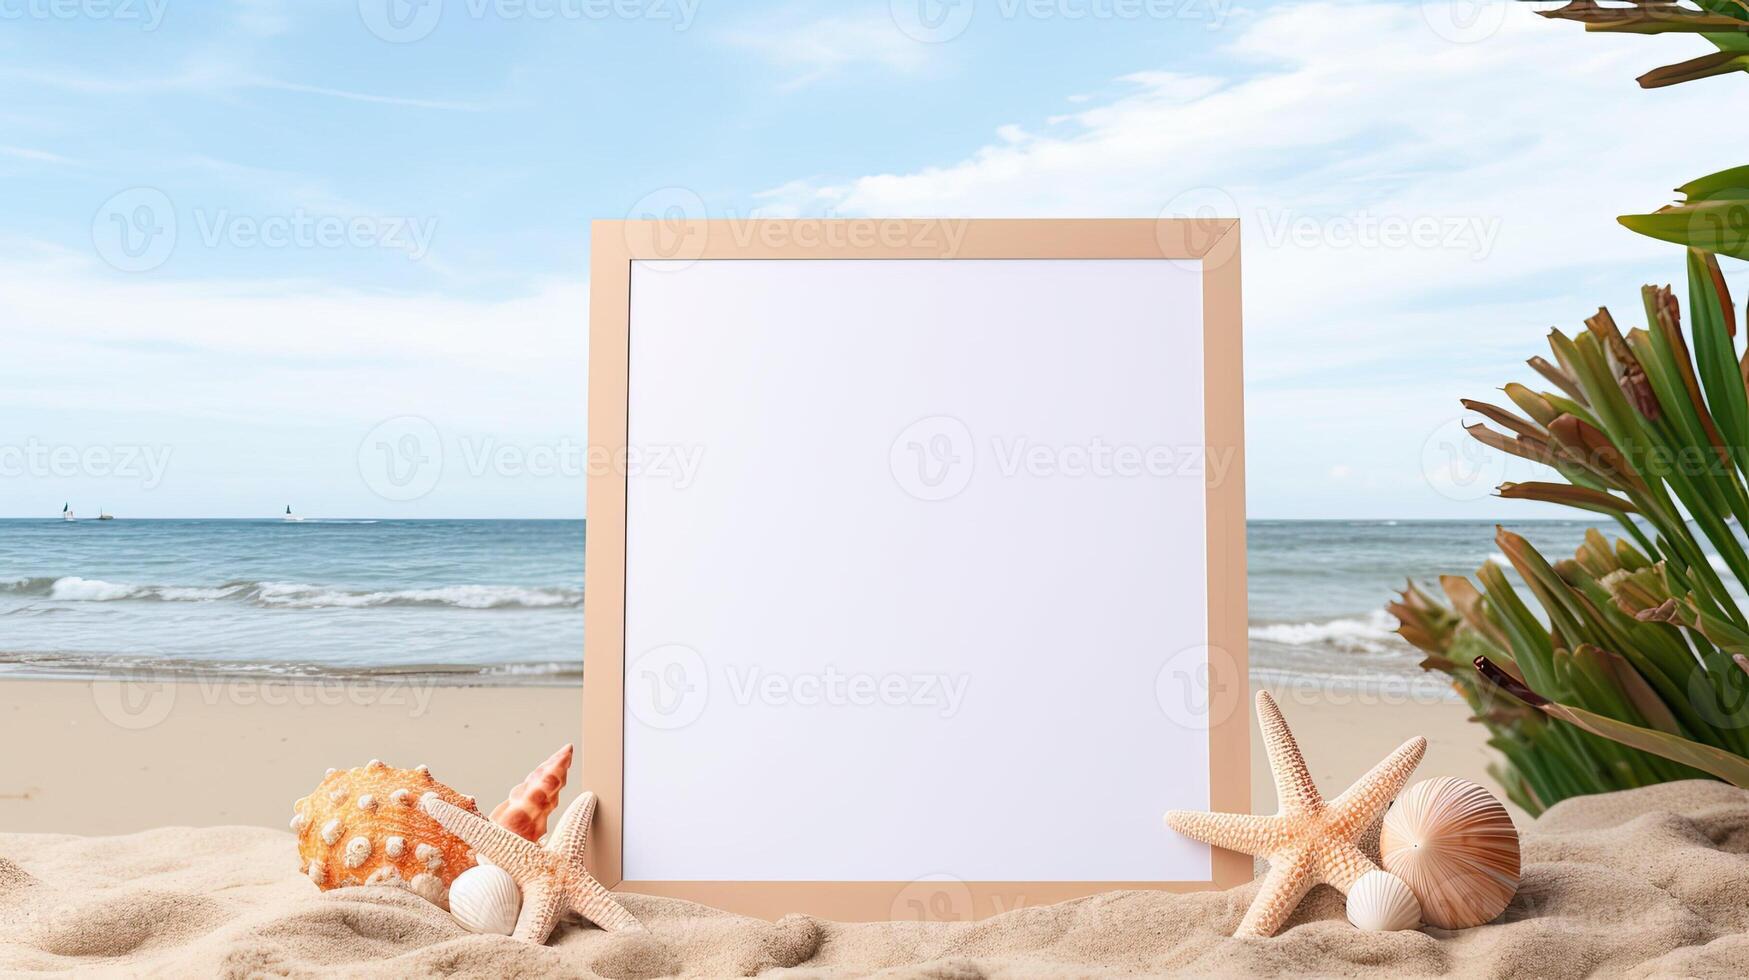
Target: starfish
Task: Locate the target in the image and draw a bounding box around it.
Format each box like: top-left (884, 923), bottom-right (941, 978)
top-left (423, 789), bottom-right (641, 942)
top-left (1164, 691), bottom-right (1425, 938)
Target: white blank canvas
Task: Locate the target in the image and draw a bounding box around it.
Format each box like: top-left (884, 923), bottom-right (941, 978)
top-left (622, 258), bottom-right (1210, 882)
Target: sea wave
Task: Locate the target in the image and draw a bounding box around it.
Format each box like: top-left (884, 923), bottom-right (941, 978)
top-left (46, 576), bottom-right (141, 601)
top-left (1248, 610), bottom-right (1404, 656)
top-left (250, 582), bottom-right (580, 609)
top-left (0, 650), bottom-right (582, 685)
top-left (1, 576), bottom-right (582, 610)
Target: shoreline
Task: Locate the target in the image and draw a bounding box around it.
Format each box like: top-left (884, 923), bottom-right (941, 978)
top-left (0, 661), bottom-right (1462, 701)
top-left (0, 655), bottom-right (583, 687)
top-left (5, 519), bottom-right (1555, 696)
top-left (0, 674), bottom-right (1509, 836)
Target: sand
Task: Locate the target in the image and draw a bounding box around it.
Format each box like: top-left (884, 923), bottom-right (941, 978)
top-left (0, 677), bottom-right (587, 835)
top-left (1, 781), bottom-right (1745, 977)
top-left (9, 676), bottom-right (1734, 976)
top-left (0, 677), bottom-right (1518, 835)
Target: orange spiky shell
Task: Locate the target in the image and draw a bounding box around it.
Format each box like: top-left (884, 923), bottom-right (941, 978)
top-left (489, 743), bottom-right (572, 841)
top-left (291, 760), bottom-right (481, 909)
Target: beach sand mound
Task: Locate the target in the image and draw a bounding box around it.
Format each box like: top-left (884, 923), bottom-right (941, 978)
top-left (3, 780), bottom-right (1747, 978)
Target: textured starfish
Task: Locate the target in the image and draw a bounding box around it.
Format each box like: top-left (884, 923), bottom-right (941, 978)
top-left (1165, 691), bottom-right (1425, 938)
top-left (423, 789), bottom-right (641, 942)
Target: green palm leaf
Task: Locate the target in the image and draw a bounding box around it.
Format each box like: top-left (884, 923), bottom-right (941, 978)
top-left (1475, 656), bottom-right (1749, 788)
top-left (1620, 174), bottom-right (1749, 258)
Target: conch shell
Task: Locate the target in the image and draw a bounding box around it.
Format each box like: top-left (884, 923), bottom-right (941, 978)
top-left (292, 760), bottom-right (481, 908)
top-left (490, 743), bottom-right (572, 841)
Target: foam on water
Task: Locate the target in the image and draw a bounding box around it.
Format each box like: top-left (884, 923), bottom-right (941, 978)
top-left (1248, 610), bottom-right (1401, 657)
top-left (0, 517), bottom-right (1623, 685)
top-left (47, 576), bottom-right (139, 601)
top-left (0, 519), bottom-right (588, 679)
top-left (250, 582), bottom-right (581, 609)
top-left (5, 576), bottom-right (581, 610)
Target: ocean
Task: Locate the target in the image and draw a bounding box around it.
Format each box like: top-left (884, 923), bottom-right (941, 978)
top-left (0, 518), bottom-right (1607, 688)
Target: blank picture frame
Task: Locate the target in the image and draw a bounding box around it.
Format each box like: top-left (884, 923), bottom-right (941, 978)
top-left (585, 219), bottom-right (1248, 921)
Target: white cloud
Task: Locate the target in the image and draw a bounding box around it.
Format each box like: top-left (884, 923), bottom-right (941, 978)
top-left (246, 79), bottom-right (481, 111)
top-left (0, 62), bottom-right (236, 96)
top-left (230, 0), bottom-right (299, 37)
top-left (721, 13), bottom-right (936, 89)
top-left (782, 3), bottom-right (1732, 340)
top-left (0, 145), bottom-right (73, 164)
top-left (0, 246), bottom-right (586, 432)
top-left (0, 61), bottom-right (479, 110)
top-left (0, 241), bottom-right (591, 516)
top-left (758, 1), bottom-right (1743, 516)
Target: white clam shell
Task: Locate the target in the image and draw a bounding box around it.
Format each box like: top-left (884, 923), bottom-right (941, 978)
top-left (447, 864), bottom-right (521, 935)
top-left (1346, 870), bottom-right (1421, 932)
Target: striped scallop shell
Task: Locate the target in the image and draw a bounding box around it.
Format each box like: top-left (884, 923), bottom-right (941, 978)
top-left (291, 760), bottom-right (481, 909)
top-left (1345, 870), bottom-right (1421, 931)
top-left (447, 863), bottom-right (522, 935)
top-left (1381, 777), bottom-right (1520, 929)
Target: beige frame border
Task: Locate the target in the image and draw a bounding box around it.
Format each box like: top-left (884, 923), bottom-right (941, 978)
top-left (584, 219), bottom-right (1249, 921)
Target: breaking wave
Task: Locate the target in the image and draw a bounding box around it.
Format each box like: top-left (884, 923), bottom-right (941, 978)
top-left (0, 650), bottom-right (582, 685)
top-left (1248, 610), bottom-right (1403, 657)
top-left (1, 576), bottom-right (582, 610)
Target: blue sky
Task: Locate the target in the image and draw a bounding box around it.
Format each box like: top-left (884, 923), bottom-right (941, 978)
top-left (1, 0), bottom-right (1743, 518)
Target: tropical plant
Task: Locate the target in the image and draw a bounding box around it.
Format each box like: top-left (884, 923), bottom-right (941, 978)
top-left (1536, 4), bottom-right (1749, 256)
top-left (1535, 0), bottom-right (1749, 89)
top-left (1382, 1), bottom-right (1749, 817)
top-left (1622, 165), bottom-right (1749, 260)
top-left (1390, 253), bottom-right (1749, 813)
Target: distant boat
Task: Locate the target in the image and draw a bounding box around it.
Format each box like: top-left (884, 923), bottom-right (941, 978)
top-left (283, 505), bottom-right (303, 523)
top-left (98, 509), bottom-right (114, 521)
top-left (62, 502), bottom-right (74, 522)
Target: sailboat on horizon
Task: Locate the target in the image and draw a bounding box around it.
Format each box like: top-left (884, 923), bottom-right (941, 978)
top-left (61, 502), bottom-right (74, 522)
top-left (283, 505), bottom-right (303, 523)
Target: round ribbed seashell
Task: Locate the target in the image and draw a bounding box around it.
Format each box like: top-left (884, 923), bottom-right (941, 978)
top-left (1381, 777), bottom-right (1520, 929)
top-left (1345, 870), bottom-right (1421, 931)
top-left (447, 864), bottom-right (521, 935)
